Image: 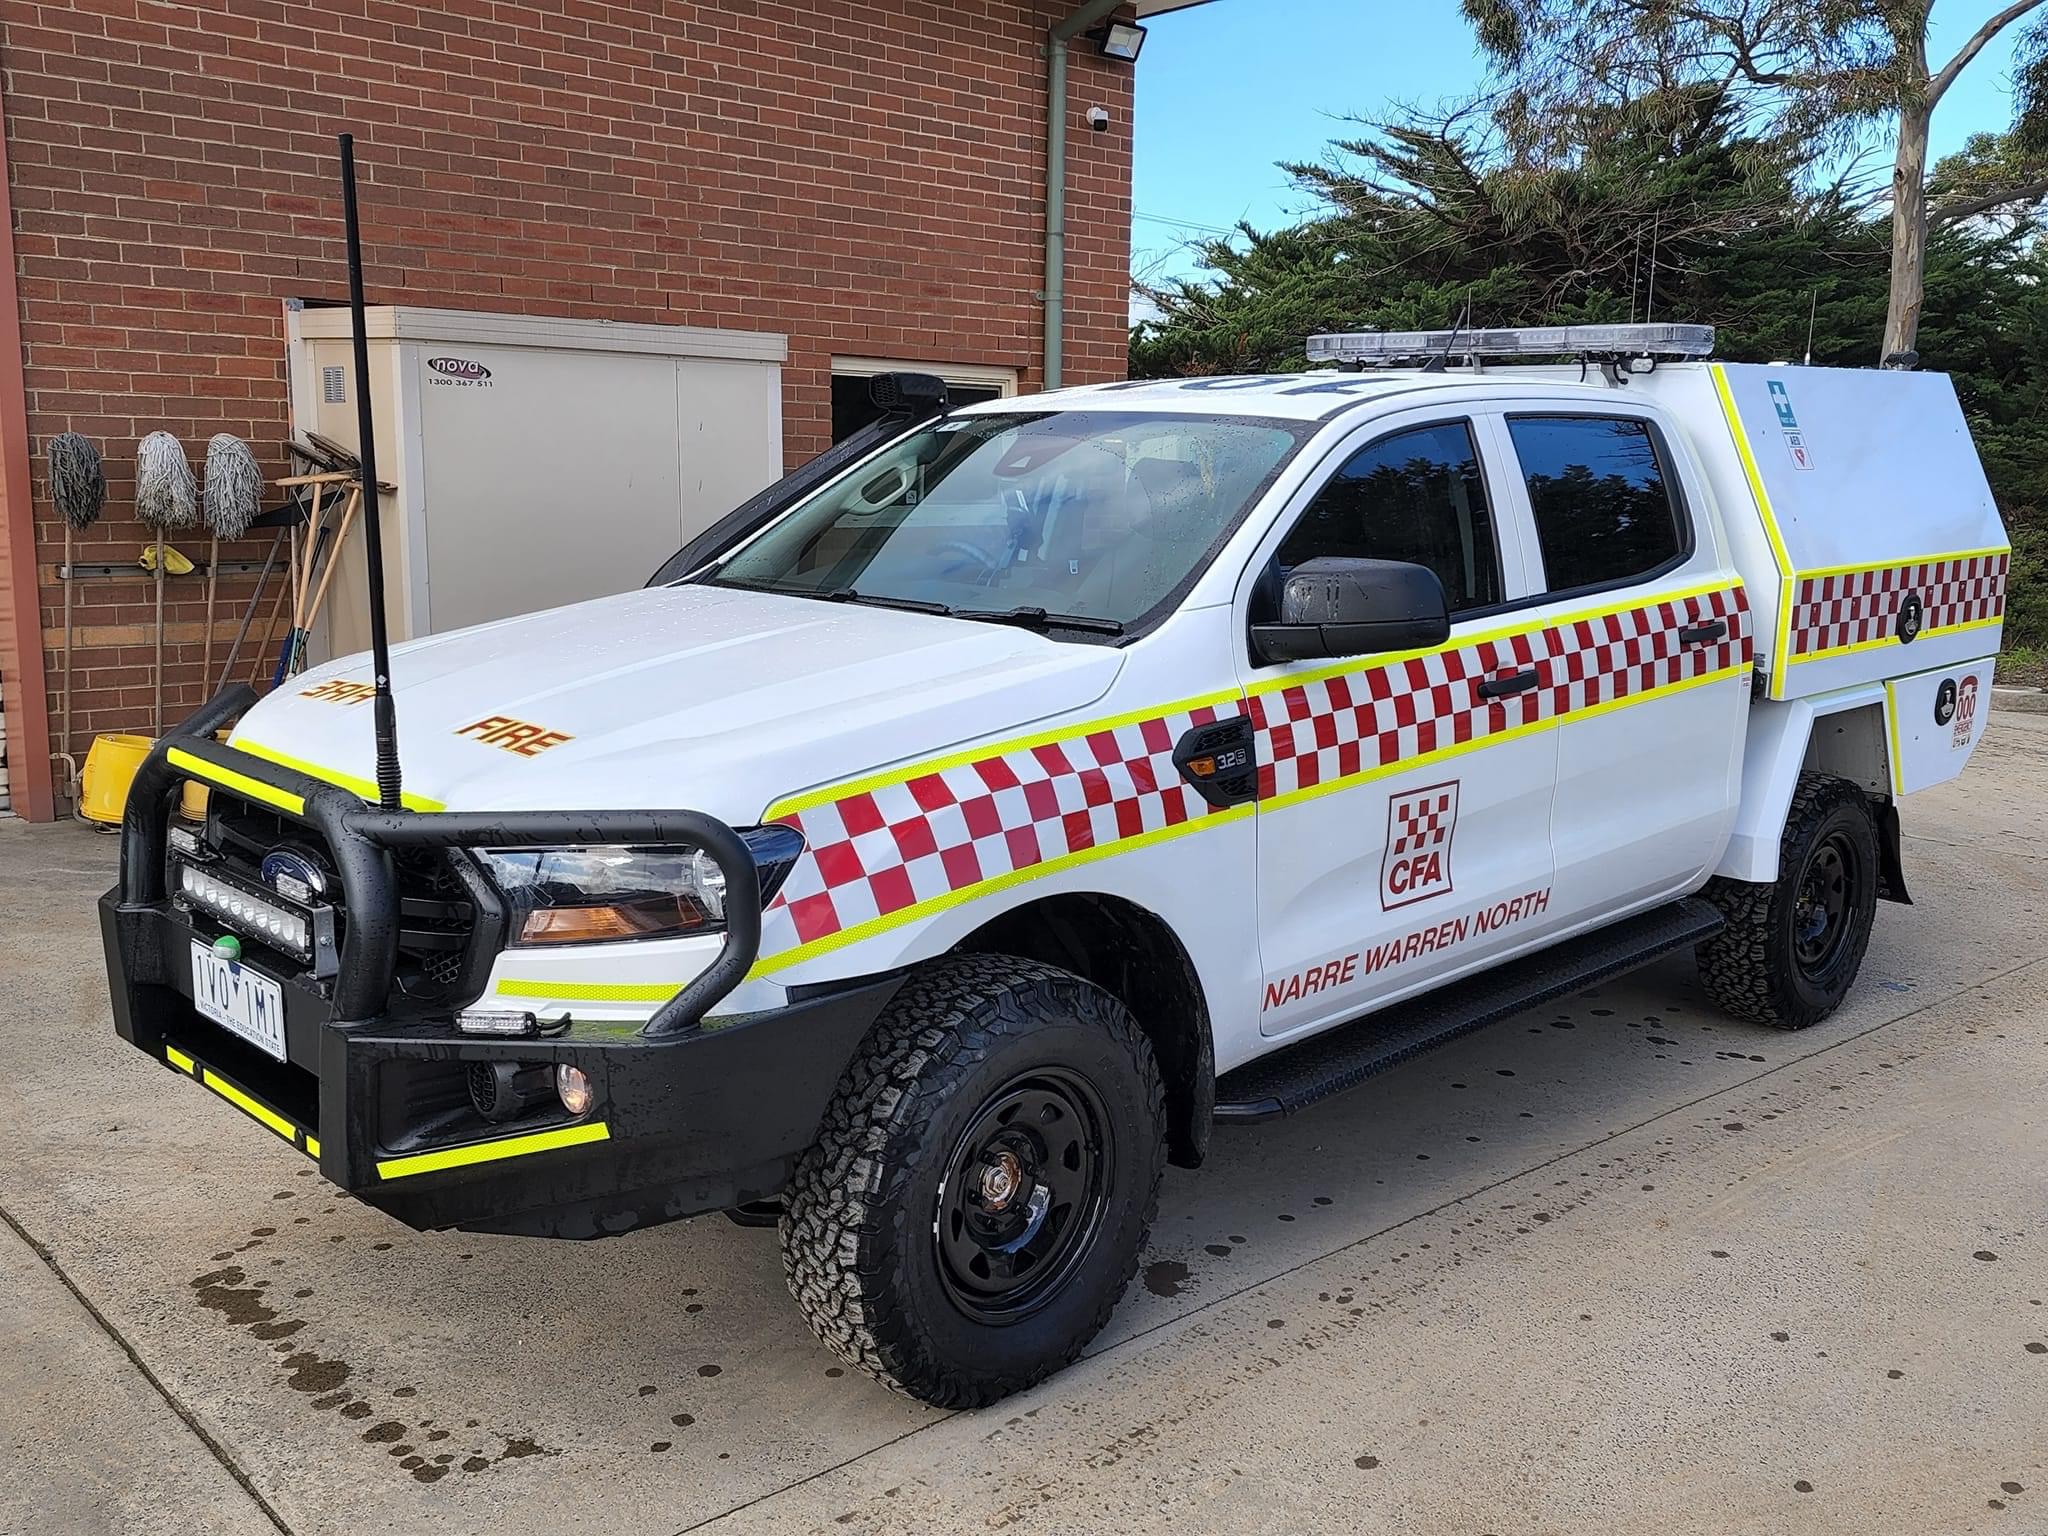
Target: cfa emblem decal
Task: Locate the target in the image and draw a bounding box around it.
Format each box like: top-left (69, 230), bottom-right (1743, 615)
top-left (1382, 780), bottom-right (1458, 910)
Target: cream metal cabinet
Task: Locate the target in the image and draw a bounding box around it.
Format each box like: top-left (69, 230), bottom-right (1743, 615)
top-left (285, 304), bottom-right (787, 661)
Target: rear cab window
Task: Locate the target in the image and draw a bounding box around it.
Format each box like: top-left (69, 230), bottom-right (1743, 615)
top-left (1504, 415), bottom-right (1689, 594)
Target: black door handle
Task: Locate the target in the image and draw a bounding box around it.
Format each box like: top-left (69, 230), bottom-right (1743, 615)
top-left (1679, 619), bottom-right (1728, 646)
top-left (1476, 668), bottom-right (1540, 700)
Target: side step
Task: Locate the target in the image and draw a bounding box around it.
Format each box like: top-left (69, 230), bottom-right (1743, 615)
top-left (1213, 897), bottom-right (1724, 1123)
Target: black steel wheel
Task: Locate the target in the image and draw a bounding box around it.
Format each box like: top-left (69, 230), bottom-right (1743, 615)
top-left (1698, 772), bottom-right (1880, 1030)
top-left (934, 1067), bottom-right (1113, 1323)
top-left (781, 954), bottom-right (1165, 1406)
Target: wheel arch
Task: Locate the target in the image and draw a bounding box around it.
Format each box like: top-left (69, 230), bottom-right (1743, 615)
top-left (1720, 690), bottom-right (1895, 886)
top-left (951, 890), bottom-right (1214, 1169)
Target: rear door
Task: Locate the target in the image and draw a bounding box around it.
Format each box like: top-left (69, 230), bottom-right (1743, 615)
top-left (1489, 406), bottom-right (1752, 919)
top-left (1238, 409), bottom-right (1559, 1039)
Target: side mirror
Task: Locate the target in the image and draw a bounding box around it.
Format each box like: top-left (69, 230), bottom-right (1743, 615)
top-left (1250, 556), bottom-right (1451, 665)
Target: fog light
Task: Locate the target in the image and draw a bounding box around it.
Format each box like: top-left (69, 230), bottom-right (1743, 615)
top-left (556, 1063), bottom-right (595, 1116)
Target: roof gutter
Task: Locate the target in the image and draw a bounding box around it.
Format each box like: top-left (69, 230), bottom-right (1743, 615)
top-left (1043, 0), bottom-right (1124, 393)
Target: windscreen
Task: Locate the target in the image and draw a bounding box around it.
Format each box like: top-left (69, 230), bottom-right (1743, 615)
top-left (705, 411), bottom-right (1309, 631)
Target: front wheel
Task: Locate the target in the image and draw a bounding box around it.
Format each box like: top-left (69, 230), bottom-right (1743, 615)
top-left (780, 954), bottom-right (1165, 1406)
top-left (1696, 772), bottom-right (1879, 1030)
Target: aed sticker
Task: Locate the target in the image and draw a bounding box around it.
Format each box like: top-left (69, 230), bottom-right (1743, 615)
top-left (1381, 780), bottom-right (1458, 910)
top-left (299, 678), bottom-right (375, 706)
top-left (456, 714), bottom-right (573, 758)
top-left (1785, 430), bottom-right (1815, 471)
top-left (1948, 675), bottom-right (1980, 750)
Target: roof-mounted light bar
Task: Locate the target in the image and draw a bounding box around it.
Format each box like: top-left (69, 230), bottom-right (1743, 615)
top-left (1306, 323), bottom-right (1715, 365)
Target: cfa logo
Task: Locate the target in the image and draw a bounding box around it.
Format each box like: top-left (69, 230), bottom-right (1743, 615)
top-left (1381, 780), bottom-right (1458, 911)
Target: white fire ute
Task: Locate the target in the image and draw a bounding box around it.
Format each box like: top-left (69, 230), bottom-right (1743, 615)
top-left (103, 326), bottom-right (2009, 1406)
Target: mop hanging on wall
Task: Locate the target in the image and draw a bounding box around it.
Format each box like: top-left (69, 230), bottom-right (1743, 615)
top-left (47, 431), bottom-right (105, 807)
top-left (201, 434), bottom-right (262, 694)
top-left (135, 431), bottom-right (198, 735)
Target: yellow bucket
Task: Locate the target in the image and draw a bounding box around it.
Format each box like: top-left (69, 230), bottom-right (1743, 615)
top-left (178, 730), bottom-right (230, 821)
top-left (80, 733), bottom-right (153, 824)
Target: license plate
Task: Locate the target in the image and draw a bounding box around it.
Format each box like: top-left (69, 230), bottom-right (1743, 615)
top-left (189, 940), bottom-right (288, 1061)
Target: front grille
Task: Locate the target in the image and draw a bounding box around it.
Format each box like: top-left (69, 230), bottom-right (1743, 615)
top-left (198, 792), bottom-right (495, 1012)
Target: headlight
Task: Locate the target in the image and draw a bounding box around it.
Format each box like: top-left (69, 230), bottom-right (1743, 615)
top-left (478, 827), bottom-right (803, 947)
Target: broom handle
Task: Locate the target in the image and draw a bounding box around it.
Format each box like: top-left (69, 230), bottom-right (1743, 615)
top-left (216, 526), bottom-right (285, 694)
top-left (296, 479), bottom-right (326, 621)
top-left (152, 530), bottom-right (165, 735)
top-left (204, 534), bottom-right (220, 694)
top-left (61, 526), bottom-right (74, 779)
top-left (298, 484), bottom-right (360, 643)
top-left (253, 527), bottom-right (295, 686)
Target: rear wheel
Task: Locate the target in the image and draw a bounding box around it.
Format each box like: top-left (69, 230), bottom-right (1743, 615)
top-left (1697, 772), bottom-right (1879, 1029)
top-left (780, 954), bottom-right (1164, 1406)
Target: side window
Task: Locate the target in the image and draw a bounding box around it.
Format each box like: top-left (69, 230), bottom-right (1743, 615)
top-left (1506, 415), bottom-right (1686, 593)
top-left (1275, 421), bottom-right (1502, 614)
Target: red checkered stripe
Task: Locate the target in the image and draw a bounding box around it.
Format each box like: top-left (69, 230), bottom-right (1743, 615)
top-left (757, 697), bottom-right (1243, 964)
top-left (1250, 584), bottom-right (1752, 805)
top-left (1787, 552), bottom-right (2008, 661)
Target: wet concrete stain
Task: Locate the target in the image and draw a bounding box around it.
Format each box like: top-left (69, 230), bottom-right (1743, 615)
top-left (186, 1247), bottom-right (559, 1490)
top-left (1204, 1243), bottom-right (1232, 1258)
top-left (1143, 1259), bottom-right (1190, 1298)
top-left (697, 1363), bottom-right (723, 1378)
top-left (1355, 1454), bottom-right (1380, 1470)
top-left (190, 1267), bottom-right (277, 1328)
top-left (284, 1352), bottom-right (352, 1394)
top-left (672, 1413), bottom-right (696, 1428)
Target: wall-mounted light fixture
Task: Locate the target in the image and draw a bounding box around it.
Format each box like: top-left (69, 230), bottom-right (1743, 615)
top-left (1093, 21), bottom-right (1147, 61)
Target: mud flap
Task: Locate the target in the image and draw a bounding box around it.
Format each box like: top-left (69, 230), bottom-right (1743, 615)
top-left (1874, 797), bottom-right (1912, 905)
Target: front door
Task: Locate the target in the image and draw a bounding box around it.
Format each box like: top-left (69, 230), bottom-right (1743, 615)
top-left (1241, 414), bottom-right (1560, 1039)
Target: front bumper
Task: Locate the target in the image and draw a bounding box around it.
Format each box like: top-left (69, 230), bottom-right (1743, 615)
top-left (101, 688), bottom-right (899, 1239)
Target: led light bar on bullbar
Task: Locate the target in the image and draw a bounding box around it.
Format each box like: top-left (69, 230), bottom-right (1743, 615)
top-left (1306, 323), bottom-right (1715, 365)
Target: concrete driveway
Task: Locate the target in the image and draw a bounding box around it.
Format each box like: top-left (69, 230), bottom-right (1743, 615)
top-left (6, 712), bottom-right (2046, 1536)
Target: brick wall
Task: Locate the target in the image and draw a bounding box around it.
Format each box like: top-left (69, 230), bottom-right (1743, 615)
top-left (0, 0), bottom-right (1135, 795)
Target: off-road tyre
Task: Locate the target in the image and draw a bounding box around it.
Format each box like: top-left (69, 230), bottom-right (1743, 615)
top-left (780, 953), bottom-right (1165, 1407)
top-left (1696, 772), bottom-right (1879, 1030)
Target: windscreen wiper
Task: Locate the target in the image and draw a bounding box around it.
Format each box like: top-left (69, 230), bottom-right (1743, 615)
top-left (950, 605), bottom-right (1125, 636)
top-left (820, 588), bottom-right (954, 616)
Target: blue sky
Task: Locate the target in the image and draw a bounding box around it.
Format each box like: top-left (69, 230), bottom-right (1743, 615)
top-left (1131, 0), bottom-right (2037, 292)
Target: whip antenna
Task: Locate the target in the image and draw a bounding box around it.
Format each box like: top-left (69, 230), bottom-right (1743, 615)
top-left (338, 133), bottom-right (403, 810)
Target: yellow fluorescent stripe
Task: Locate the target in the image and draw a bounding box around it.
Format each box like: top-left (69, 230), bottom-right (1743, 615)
top-left (234, 738), bottom-right (446, 813)
top-left (748, 803), bottom-right (1254, 976)
top-left (376, 1121), bottom-right (610, 1180)
top-left (1884, 679), bottom-right (1905, 796)
top-left (1259, 664), bottom-right (1746, 814)
top-left (304, 1136), bottom-right (321, 1159)
top-left (494, 978), bottom-right (678, 1003)
top-left (167, 748), bottom-right (305, 817)
top-left (766, 685), bottom-right (1245, 820)
top-left (1242, 578), bottom-right (1738, 700)
top-left (1785, 613), bottom-right (2005, 666)
top-left (199, 1068), bottom-right (298, 1143)
top-left (1796, 546), bottom-right (2011, 581)
top-left (1709, 364), bottom-right (1797, 699)
top-left (165, 1045), bottom-right (196, 1073)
